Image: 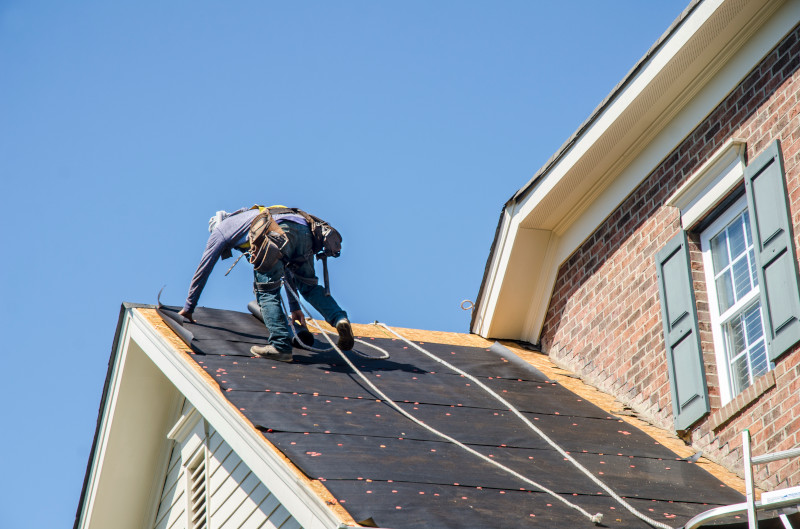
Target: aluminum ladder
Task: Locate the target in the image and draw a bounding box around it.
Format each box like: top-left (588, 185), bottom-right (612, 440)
top-left (684, 430), bottom-right (800, 529)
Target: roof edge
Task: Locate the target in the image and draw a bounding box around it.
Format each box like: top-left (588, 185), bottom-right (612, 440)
top-left (473, 2), bottom-right (701, 339)
top-left (73, 303), bottom-right (130, 529)
top-left (130, 308), bottom-right (351, 529)
top-left (474, 0), bottom-right (797, 342)
top-left (509, 0), bottom-right (701, 206)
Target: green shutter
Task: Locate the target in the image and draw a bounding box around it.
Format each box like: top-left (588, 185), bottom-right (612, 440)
top-left (655, 231), bottom-right (709, 431)
top-left (745, 140), bottom-right (800, 361)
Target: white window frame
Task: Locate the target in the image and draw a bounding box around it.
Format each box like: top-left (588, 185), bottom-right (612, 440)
top-left (700, 194), bottom-right (768, 403)
top-left (666, 138), bottom-right (754, 405)
top-left (667, 138), bottom-right (746, 229)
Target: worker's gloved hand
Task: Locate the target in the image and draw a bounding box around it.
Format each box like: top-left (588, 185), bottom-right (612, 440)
top-left (178, 309), bottom-right (194, 323)
top-left (291, 310), bottom-right (306, 327)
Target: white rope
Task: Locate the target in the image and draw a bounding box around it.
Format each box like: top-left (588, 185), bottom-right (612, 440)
top-left (281, 285), bottom-right (604, 524)
top-left (277, 282), bottom-right (390, 360)
top-left (311, 319), bottom-right (605, 524)
top-left (379, 323), bottom-right (676, 529)
top-left (280, 278), bottom-right (677, 526)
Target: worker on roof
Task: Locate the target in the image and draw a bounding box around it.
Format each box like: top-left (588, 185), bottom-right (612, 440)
top-left (179, 206), bottom-right (354, 363)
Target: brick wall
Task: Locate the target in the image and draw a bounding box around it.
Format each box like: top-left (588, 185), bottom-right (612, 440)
top-left (540, 24), bottom-right (800, 488)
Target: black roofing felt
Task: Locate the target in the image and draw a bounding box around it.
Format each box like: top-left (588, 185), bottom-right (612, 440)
top-left (158, 306), bottom-right (744, 529)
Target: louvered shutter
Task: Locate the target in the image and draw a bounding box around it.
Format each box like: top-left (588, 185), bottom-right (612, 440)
top-left (745, 140), bottom-right (800, 361)
top-left (655, 231), bottom-right (709, 431)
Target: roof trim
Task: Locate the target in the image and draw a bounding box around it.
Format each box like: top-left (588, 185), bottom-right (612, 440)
top-left (73, 303), bottom-right (128, 529)
top-left (508, 0), bottom-right (701, 206)
top-left (75, 306), bottom-right (346, 529)
top-left (74, 305), bottom-right (183, 529)
top-left (473, 0), bottom-right (798, 342)
top-left (471, 1), bottom-right (702, 341)
top-left (129, 308), bottom-right (346, 529)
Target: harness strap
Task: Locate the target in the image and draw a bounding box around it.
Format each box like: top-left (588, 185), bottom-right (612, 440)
top-left (265, 206), bottom-right (296, 216)
top-left (287, 271), bottom-right (318, 286)
top-left (253, 280), bottom-right (282, 293)
top-left (269, 207), bottom-right (318, 234)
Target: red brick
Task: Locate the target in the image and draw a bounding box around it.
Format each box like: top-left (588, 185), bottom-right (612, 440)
top-left (541, 24), bottom-right (800, 486)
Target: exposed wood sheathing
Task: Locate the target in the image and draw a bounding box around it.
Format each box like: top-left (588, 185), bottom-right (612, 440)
top-left (502, 344), bottom-right (748, 497)
top-left (135, 308), bottom-right (356, 526)
top-left (310, 319), bottom-right (496, 348)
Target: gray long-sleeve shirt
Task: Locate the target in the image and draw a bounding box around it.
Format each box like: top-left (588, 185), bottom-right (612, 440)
top-left (183, 208), bottom-right (308, 314)
top-left (183, 208), bottom-right (258, 313)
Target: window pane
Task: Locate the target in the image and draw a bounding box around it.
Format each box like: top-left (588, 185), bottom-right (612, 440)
top-left (732, 256), bottom-right (754, 300)
top-left (743, 304), bottom-right (763, 341)
top-left (716, 272), bottom-right (735, 312)
top-left (730, 352), bottom-right (749, 395)
top-left (728, 217), bottom-right (747, 259)
top-left (750, 341), bottom-right (769, 379)
top-left (727, 315), bottom-right (746, 357)
top-left (723, 303), bottom-right (767, 396)
top-left (711, 233), bottom-right (729, 270)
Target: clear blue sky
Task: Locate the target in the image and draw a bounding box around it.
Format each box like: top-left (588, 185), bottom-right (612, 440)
top-left (1, 1), bottom-right (688, 527)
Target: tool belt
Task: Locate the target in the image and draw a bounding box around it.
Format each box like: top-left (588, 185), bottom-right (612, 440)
top-left (247, 209), bottom-right (287, 273)
top-left (266, 207), bottom-right (342, 258)
top-left (247, 205), bottom-right (337, 296)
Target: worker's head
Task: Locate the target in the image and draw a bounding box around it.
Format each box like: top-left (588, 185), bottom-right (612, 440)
top-left (208, 210), bottom-right (230, 233)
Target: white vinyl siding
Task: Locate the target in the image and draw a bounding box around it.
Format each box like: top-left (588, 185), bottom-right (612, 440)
top-left (153, 437), bottom-right (188, 529)
top-left (152, 402), bottom-right (302, 529)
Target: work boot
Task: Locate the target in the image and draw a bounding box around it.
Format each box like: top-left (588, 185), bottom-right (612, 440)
top-left (336, 318), bottom-right (354, 351)
top-left (250, 344), bottom-right (293, 362)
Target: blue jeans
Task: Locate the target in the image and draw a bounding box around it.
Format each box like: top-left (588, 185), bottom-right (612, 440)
top-left (253, 222), bottom-right (347, 353)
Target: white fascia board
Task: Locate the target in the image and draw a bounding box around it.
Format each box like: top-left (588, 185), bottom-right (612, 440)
top-left (127, 309), bottom-right (342, 529)
top-left (555, 0), bottom-right (797, 265)
top-left (483, 0), bottom-right (799, 342)
top-left (474, 0), bottom-right (725, 340)
top-left (76, 309), bottom-right (181, 529)
top-left (473, 208), bottom-right (514, 337)
top-left (75, 313), bottom-right (134, 529)
top-left (514, 0), bottom-right (725, 225)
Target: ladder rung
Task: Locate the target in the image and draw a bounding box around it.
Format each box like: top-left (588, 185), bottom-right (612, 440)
top-left (751, 446), bottom-right (800, 465)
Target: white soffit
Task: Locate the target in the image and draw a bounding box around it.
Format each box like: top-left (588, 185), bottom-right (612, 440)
top-left (515, 0), bottom-right (782, 234)
top-left (76, 313), bottom-right (180, 529)
top-left (476, 0), bottom-right (799, 342)
top-left (554, 0), bottom-right (796, 264)
top-left (77, 308), bottom-right (342, 529)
